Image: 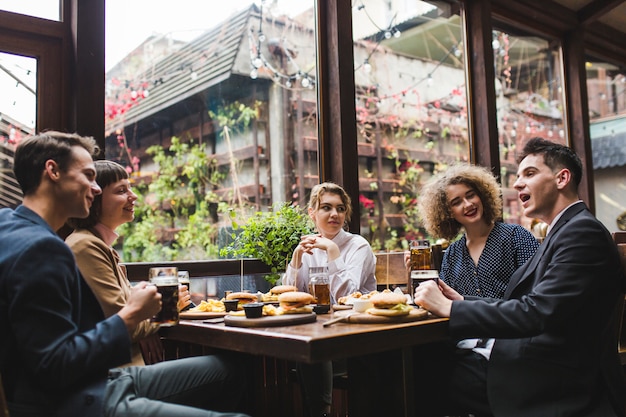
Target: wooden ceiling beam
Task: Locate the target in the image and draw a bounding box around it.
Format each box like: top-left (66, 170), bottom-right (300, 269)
top-left (578, 0), bottom-right (624, 26)
top-left (585, 22), bottom-right (626, 67)
top-left (491, 0), bottom-right (578, 36)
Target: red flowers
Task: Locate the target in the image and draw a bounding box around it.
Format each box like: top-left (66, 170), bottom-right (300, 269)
top-left (359, 194), bottom-right (375, 209)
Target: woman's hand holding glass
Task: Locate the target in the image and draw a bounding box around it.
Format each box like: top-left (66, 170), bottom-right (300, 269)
top-left (177, 284), bottom-right (192, 311)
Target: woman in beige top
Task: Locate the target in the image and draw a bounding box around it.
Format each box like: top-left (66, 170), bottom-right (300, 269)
top-left (66, 160), bottom-right (190, 366)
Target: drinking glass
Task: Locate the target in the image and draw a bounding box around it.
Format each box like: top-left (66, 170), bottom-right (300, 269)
top-left (149, 267), bottom-right (179, 326)
top-left (410, 240), bottom-right (431, 270)
top-left (308, 266), bottom-right (330, 306)
top-left (410, 269), bottom-right (439, 301)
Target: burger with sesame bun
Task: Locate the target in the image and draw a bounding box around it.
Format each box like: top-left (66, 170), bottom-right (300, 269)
top-left (262, 285), bottom-right (298, 302)
top-left (278, 291), bottom-right (315, 314)
top-left (271, 285), bottom-right (298, 295)
top-left (226, 292), bottom-right (259, 309)
top-left (366, 291), bottom-right (412, 317)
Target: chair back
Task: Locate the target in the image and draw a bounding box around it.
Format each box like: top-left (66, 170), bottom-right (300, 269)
top-left (138, 333), bottom-right (166, 365)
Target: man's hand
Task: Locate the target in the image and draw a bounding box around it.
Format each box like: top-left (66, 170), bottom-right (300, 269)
top-left (437, 279), bottom-right (464, 301)
top-left (118, 281), bottom-right (161, 332)
top-left (413, 280), bottom-right (456, 318)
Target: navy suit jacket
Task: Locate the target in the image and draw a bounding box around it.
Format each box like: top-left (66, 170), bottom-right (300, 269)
top-left (451, 202), bottom-right (626, 416)
top-left (0, 206), bottom-right (132, 416)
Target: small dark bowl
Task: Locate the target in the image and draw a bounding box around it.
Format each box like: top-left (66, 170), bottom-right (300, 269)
top-left (243, 302), bottom-right (264, 318)
top-left (313, 304), bottom-right (330, 314)
top-left (223, 299), bottom-right (239, 312)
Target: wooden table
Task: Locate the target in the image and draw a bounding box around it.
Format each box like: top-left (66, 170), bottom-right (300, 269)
top-left (160, 311), bottom-right (449, 417)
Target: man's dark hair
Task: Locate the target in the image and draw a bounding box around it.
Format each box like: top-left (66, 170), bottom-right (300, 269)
top-left (14, 131), bottom-right (99, 195)
top-left (67, 160), bottom-right (129, 230)
top-left (517, 137), bottom-right (583, 188)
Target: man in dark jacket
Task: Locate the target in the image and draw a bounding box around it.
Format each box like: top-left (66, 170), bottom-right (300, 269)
top-left (0, 131), bottom-right (249, 417)
top-left (414, 137), bottom-right (625, 416)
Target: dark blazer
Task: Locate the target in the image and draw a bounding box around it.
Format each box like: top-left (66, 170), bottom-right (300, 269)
top-left (451, 202), bottom-right (626, 416)
top-left (0, 206), bottom-right (132, 417)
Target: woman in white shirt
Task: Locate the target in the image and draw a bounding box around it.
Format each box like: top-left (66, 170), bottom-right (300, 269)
top-left (284, 182), bottom-right (376, 304)
top-left (284, 182), bottom-right (376, 417)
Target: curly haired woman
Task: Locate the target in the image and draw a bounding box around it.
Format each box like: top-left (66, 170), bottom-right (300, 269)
top-left (415, 163), bottom-right (539, 300)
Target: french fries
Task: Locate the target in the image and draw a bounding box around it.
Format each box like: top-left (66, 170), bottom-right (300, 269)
top-left (189, 299), bottom-right (226, 313)
top-left (260, 292), bottom-right (279, 302)
top-left (337, 290), bottom-right (380, 305)
top-left (263, 304), bottom-right (279, 315)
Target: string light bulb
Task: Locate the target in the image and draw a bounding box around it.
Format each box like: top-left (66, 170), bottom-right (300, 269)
top-left (250, 68), bottom-right (258, 79)
top-left (252, 55), bottom-right (264, 69)
top-left (363, 59), bottom-right (372, 73)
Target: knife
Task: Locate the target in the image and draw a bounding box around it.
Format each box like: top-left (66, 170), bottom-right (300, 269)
top-left (323, 312), bottom-right (356, 327)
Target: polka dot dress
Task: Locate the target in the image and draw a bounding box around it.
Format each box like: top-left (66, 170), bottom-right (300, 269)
top-left (440, 222), bottom-right (539, 298)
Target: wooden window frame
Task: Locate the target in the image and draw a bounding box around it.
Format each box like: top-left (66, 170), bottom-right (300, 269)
top-left (2, 0), bottom-right (626, 217)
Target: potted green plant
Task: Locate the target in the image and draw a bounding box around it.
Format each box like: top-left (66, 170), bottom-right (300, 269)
top-left (220, 202), bottom-right (314, 284)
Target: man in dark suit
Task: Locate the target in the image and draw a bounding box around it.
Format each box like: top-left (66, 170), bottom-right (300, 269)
top-left (0, 132), bottom-right (249, 417)
top-left (414, 137), bottom-right (625, 416)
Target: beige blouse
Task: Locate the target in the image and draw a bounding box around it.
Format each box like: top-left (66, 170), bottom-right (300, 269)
top-left (66, 228), bottom-right (158, 367)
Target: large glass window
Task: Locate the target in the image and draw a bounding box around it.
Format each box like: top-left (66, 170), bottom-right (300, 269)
top-left (586, 60), bottom-right (626, 233)
top-left (351, 0), bottom-right (469, 252)
top-left (0, 0), bottom-right (61, 21)
top-left (105, 1), bottom-right (318, 267)
top-left (493, 28), bottom-right (566, 228)
top-left (0, 51), bottom-right (36, 208)
top-left (0, 52), bottom-right (36, 129)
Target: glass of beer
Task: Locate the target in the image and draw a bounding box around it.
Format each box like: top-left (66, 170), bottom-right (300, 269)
top-left (410, 240), bottom-right (431, 270)
top-left (149, 267), bottom-right (179, 326)
top-left (308, 266), bottom-right (330, 306)
top-left (410, 269), bottom-right (439, 300)
top-left (177, 270), bottom-right (190, 286)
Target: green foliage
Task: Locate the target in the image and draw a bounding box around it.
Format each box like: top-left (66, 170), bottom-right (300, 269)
top-left (118, 100), bottom-right (260, 262)
top-left (209, 101), bottom-right (260, 136)
top-left (119, 136), bottom-right (226, 261)
top-left (220, 203), bottom-right (314, 284)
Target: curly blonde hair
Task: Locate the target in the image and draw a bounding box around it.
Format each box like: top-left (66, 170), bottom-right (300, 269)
top-left (418, 163), bottom-right (502, 240)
